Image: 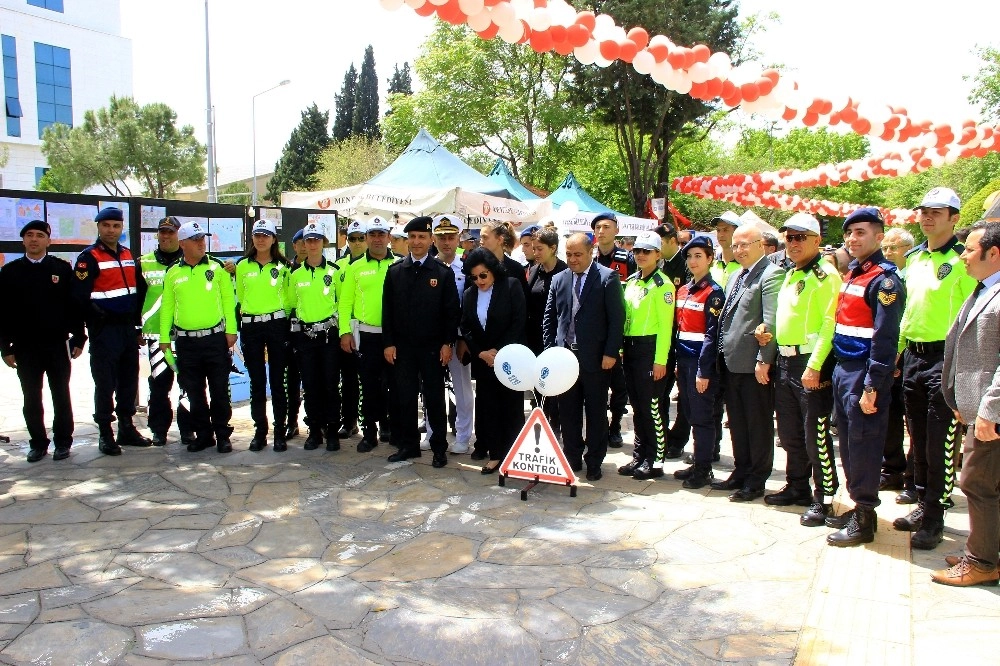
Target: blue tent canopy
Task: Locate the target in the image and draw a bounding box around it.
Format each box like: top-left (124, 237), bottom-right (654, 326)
top-left (487, 158), bottom-right (539, 201)
top-left (368, 129), bottom-right (511, 198)
top-left (545, 172), bottom-right (611, 213)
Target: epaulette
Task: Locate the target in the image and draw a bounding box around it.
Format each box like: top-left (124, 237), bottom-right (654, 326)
top-left (651, 272), bottom-right (665, 288)
top-left (812, 262), bottom-right (827, 281)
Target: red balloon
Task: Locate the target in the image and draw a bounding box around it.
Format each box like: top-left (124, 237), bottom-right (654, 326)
top-left (740, 83), bottom-right (760, 102)
top-left (723, 93), bottom-right (742, 107)
top-left (851, 118), bottom-right (872, 135)
top-left (880, 127), bottom-right (896, 141)
top-left (627, 27), bottom-right (649, 50)
top-left (757, 78), bottom-right (774, 96)
top-left (414, 2), bottom-right (436, 16)
top-left (666, 50), bottom-right (686, 69)
top-left (802, 113), bottom-right (819, 127)
top-left (648, 44), bottom-right (668, 62)
top-left (705, 78), bottom-right (723, 98)
top-left (720, 79), bottom-right (737, 99)
top-left (549, 25), bottom-right (566, 43)
top-left (599, 40), bottom-right (621, 61)
top-left (829, 112), bottom-right (841, 125)
top-left (691, 44), bottom-right (711, 63)
top-left (761, 68), bottom-right (780, 84)
top-left (839, 106), bottom-right (858, 125)
top-left (517, 20), bottom-right (530, 44)
top-left (477, 23), bottom-right (500, 40)
top-left (566, 24), bottom-right (590, 48)
top-left (689, 81), bottom-right (708, 99)
top-left (530, 30), bottom-right (553, 53)
top-left (553, 39), bottom-right (574, 56)
top-left (575, 11), bottom-right (596, 31)
top-left (782, 107), bottom-right (797, 121)
top-left (619, 40), bottom-right (638, 62)
top-left (484, 0), bottom-right (502, 5)
top-left (682, 49), bottom-right (696, 69)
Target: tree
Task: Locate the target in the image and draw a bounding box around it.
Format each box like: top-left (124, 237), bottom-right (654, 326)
top-left (265, 103), bottom-right (331, 202)
top-left (967, 45), bottom-right (1000, 122)
top-left (381, 23), bottom-right (578, 192)
top-left (41, 95), bottom-right (206, 196)
top-left (218, 180), bottom-right (251, 206)
top-left (387, 62), bottom-right (413, 96)
top-left (332, 64), bottom-right (358, 142)
top-left (314, 135), bottom-right (395, 190)
top-left (567, 0), bottom-right (742, 214)
top-left (352, 45), bottom-right (380, 140)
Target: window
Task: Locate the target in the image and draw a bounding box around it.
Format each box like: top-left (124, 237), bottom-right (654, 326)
top-left (34, 42), bottom-right (72, 136)
top-left (34, 167), bottom-right (48, 185)
top-left (27, 0), bottom-right (64, 12)
top-left (2, 35), bottom-right (20, 137)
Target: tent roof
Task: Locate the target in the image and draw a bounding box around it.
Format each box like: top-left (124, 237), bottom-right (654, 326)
top-left (487, 159), bottom-right (540, 201)
top-left (368, 129), bottom-right (510, 197)
top-left (545, 172), bottom-right (611, 213)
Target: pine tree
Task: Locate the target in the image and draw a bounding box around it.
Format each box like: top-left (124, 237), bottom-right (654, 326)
top-left (264, 103), bottom-right (331, 202)
top-left (388, 62), bottom-right (412, 96)
top-left (332, 64), bottom-right (358, 142)
top-left (352, 45), bottom-right (380, 140)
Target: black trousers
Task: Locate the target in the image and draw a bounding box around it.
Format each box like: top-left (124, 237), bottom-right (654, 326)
top-left (623, 337), bottom-right (667, 466)
top-left (285, 341), bottom-right (303, 428)
top-left (394, 345), bottom-right (447, 454)
top-left (474, 362), bottom-right (524, 460)
top-left (676, 356), bottom-right (719, 466)
top-left (89, 322), bottom-right (139, 428)
top-left (723, 363), bottom-right (775, 489)
top-left (16, 341), bottom-right (73, 451)
top-left (175, 333), bottom-right (233, 443)
top-left (608, 358), bottom-right (628, 418)
top-left (358, 331), bottom-right (394, 440)
top-left (146, 339), bottom-right (191, 437)
top-left (339, 347), bottom-right (362, 429)
top-left (559, 359), bottom-right (612, 471)
top-left (774, 355), bottom-right (838, 501)
top-left (882, 371), bottom-right (908, 476)
top-left (902, 349), bottom-right (958, 518)
top-left (833, 359), bottom-right (892, 509)
top-left (240, 319), bottom-right (288, 435)
top-left (296, 330), bottom-right (340, 433)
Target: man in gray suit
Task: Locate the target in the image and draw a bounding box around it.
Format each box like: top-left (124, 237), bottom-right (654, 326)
top-left (710, 225), bottom-right (784, 501)
top-left (936, 220), bottom-right (1000, 586)
top-left (543, 233), bottom-right (626, 482)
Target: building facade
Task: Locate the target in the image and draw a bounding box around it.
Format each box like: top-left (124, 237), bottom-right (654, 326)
top-left (1, 0), bottom-right (132, 190)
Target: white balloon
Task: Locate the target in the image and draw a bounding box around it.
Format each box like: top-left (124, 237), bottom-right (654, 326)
top-left (498, 19), bottom-right (524, 43)
top-left (559, 201), bottom-right (579, 219)
top-left (594, 55), bottom-right (613, 68)
top-left (428, 0), bottom-right (448, 6)
top-left (707, 51), bottom-right (731, 78)
top-left (632, 50), bottom-right (655, 75)
top-left (688, 62), bottom-right (711, 84)
top-left (380, 0), bottom-right (406, 10)
top-left (458, 0), bottom-right (484, 15)
top-left (593, 14), bottom-right (616, 39)
top-left (527, 8), bottom-right (551, 31)
top-left (490, 1), bottom-right (515, 26)
top-left (650, 61), bottom-right (672, 86)
top-left (574, 40), bottom-right (598, 65)
top-left (494, 344), bottom-right (538, 391)
top-left (511, 0), bottom-right (533, 18)
top-left (534, 347), bottom-right (580, 397)
top-left (404, 0), bottom-right (425, 7)
top-left (674, 71), bottom-right (692, 94)
top-left (467, 9), bottom-right (492, 31)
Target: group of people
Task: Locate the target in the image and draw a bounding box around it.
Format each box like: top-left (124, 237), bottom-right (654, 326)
top-left (3, 185), bottom-right (1000, 588)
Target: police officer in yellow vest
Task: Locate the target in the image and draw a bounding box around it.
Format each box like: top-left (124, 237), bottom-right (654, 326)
top-left (894, 187), bottom-right (977, 550)
top-left (335, 219), bottom-right (369, 439)
top-left (160, 222), bottom-right (237, 453)
top-left (289, 222), bottom-right (342, 452)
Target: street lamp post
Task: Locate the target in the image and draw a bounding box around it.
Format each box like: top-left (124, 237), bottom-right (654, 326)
top-left (252, 79), bottom-right (291, 206)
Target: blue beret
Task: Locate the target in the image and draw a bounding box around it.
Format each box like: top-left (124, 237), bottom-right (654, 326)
top-left (590, 212), bottom-right (618, 229)
top-left (95, 207), bottom-right (124, 222)
top-left (291, 229), bottom-right (304, 243)
top-left (519, 225), bottom-right (539, 238)
top-left (681, 235), bottom-right (715, 258)
top-left (403, 216), bottom-right (434, 234)
top-left (843, 207), bottom-right (884, 231)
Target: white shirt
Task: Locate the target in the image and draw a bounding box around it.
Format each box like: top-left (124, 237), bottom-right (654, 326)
top-left (476, 285), bottom-right (493, 329)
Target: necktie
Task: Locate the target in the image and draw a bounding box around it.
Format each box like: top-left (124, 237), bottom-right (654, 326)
top-left (719, 269), bottom-right (748, 353)
top-left (974, 281), bottom-right (985, 298)
top-left (568, 272), bottom-right (583, 344)
top-left (960, 281), bottom-right (986, 328)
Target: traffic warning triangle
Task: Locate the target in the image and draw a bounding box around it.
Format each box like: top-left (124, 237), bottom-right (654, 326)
top-left (500, 408), bottom-right (576, 485)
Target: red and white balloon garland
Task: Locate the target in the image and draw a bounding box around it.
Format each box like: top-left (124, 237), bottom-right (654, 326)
top-left (378, 0), bottom-right (1000, 225)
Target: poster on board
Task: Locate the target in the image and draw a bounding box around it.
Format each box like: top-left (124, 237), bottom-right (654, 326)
top-left (47, 202), bottom-right (98, 244)
top-left (140, 205), bottom-right (167, 230)
top-left (208, 218), bottom-right (243, 253)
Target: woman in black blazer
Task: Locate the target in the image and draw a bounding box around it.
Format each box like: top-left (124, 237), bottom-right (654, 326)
top-left (460, 248), bottom-right (527, 473)
top-left (479, 221), bottom-right (530, 302)
top-left (525, 226), bottom-right (567, 436)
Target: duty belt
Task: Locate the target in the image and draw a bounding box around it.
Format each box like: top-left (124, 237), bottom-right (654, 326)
top-left (906, 340), bottom-right (945, 354)
top-left (778, 342), bottom-right (816, 357)
top-left (356, 322), bottom-right (382, 334)
top-left (241, 310), bottom-right (286, 324)
top-left (302, 315), bottom-right (337, 338)
top-left (175, 322), bottom-right (225, 338)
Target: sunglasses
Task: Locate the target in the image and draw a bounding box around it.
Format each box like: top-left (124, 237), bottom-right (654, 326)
top-left (784, 233), bottom-right (814, 243)
top-left (473, 272), bottom-right (490, 281)
top-left (348, 235), bottom-right (366, 242)
top-left (633, 247), bottom-right (656, 254)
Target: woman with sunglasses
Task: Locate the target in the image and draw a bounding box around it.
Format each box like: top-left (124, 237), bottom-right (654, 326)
top-left (526, 227), bottom-right (568, 436)
top-left (620, 231), bottom-right (676, 480)
top-left (460, 248), bottom-right (527, 472)
top-left (479, 221), bottom-right (530, 301)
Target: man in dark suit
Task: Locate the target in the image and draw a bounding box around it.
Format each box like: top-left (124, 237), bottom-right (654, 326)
top-left (543, 232), bottom-right (626, 481)
top-left (935, 220), bottom-right (1000, 586)
top-left (711, 225), bottom-right (784, 501)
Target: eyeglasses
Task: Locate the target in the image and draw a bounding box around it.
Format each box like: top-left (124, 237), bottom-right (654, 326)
top-left (784, 233), bottom-right (814, 244)
top-left (473, 272), bottom-right (490, 281)
top-left (633, 248), bottom-right (656, 254)
top-left (731, 240), bottom-right (762, 250)
top-left (881, 244), bottom-right (901, 252)
top-left (348, 235), bottom-right (366, 242)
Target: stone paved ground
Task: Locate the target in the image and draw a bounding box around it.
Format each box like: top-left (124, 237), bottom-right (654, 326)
top-left (0, 356), bottom-right (997, 665)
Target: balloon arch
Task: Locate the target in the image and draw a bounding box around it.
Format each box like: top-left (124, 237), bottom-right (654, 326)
top-left (378, 0), bottom-right (1000, 225)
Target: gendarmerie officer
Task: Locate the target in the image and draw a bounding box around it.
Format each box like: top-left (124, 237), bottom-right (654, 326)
top-left (160, 221), bottom-right (238, 453)
top-left (827, 207), bottom-right (905, 546)
top-left (72, 206), bottom-right (151, 455)
top-left (289, 222), bottom-right (342, 452)
top-left (236, 219), bottom-right (292, 452)
top-left (335, 219), bottom-right (369, 439)
top-left (285, 228), bottom-right (306, 439)
top-left (0, 220), bottom-right (86, 462)
top-left (137, 216), bottom-right (192, 447)
top-left (381, 216), bottom-right (461, 467)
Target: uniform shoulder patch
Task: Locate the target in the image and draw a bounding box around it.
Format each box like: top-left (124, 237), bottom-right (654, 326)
top-left (795, 279), bottom-right (806, 295)
top-left (878, 291), bottom-right (897, 306)
top-left (812, 263), bottom-right (827, 280)
top-left (663, 291), bottom-right (674, 305)
top-left (937, 262), bottom-right (952, 280)
top-left (881, 277), bottom-right (895, 290)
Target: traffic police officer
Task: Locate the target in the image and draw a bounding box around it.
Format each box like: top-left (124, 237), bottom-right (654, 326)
top-left (0, 220), bottom-right (86, 462)
top-left (160, 222), bottom-right (238, 453)
top-left (710, 211), bottom-right (743, 288)
top-left (335, 219), bottom-right (369, 439)
top-left (757, 213), bottom-right (842, 526)
top-left (618, 231), bottom-right (675, 480)
top-left (381, 216), bottom-right (461, 467)
top-left (289, 222), bottom-right (342, 452)
top-left (894, 187), bottom-right (976, 549)
top-left (285, 228), bottom-right (306, 439)
top-left (236, 219), bottom-right (292, 452)
top-left (72, 206), bottom-right (151, 455)
top-left (339, 216), bottom-right (398, 452)
top-left (138, 216), bottom-right (193, 447)
top-left (827, 207), bottom-right (905, 546)
top-left (668, 236), bottom-right (725, 488)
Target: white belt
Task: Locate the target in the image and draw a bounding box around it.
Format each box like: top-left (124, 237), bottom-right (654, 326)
top-left (778, 344), bottom-right (815, 357)
top-left (356, 323), bottom-right (382, 333)
top-left (678, 331), bottom-right (706, 342)
top-left (835, 323), bottom-right (874, 339)
top-left (302, 315), bottom-right (338, 335)
top-left (175, 322), bottom-right (225, 338)
top-left (241, 310), bottom-right (286, 324)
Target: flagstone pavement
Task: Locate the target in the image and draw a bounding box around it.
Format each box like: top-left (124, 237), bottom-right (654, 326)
top-left (0, 360), bottom-right (996, 665)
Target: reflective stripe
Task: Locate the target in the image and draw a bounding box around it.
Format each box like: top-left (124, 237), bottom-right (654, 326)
top-left (357, 323), bottom-right (382, 333)
top-left (841, 284), bottom-right (866, 297)
top-left (678, 300), bottom-right (705, 311)
top-left (835, 323), bottom-right (874, 339)
top-left (143, 270), bottom-right (166, 280)
top-left (678, 331), bottom-right (706, 342)
top-left (141, 296), bottom-right (162, 326)
top-left (92, 287), bottom-right (136, 299)
top-left (97, 259), bottom-right (135, 270)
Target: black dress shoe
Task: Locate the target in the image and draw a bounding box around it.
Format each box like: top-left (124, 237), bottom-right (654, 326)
top-left (181, 433), bottom-right (197, 448)
top-left (325, 437), bottom-right (341, 452)
top-left (379, 426), bottom-right (392, 443)
top-left (896, 488), bottom-right (919, 504)
top-left (586, 467), bottom-right (603, 481)
top-left (337, 424), bottom-right (359, 438)
top-left (52, 447), bottom-right (70, 461)
top-left (801, 502), bottom-right (830, 527)
top-left (893, 504), bottom-right (924, 531)
top-left (187, 439), bottom-right (210, 453)
top-left (118, 426), bottom-right (152, 447)
top-left (304, 431), bottom-right (323, 450)
top-left (273, 436), bottom-right (287, 452)
top-left (216, 439), bottom-right (233, 453)
top-left (710, 475), bottom-right (743, 491)
top-left (357, 437), bottom-right (378, 453)
top-left (729, 487), bottom-right (765, 502)
top-left (608, 430), bottom-right (624, 448)
top-left (99, 433), bottom-right (122, 456)
top-left (388, 449), bottom-right (421, 462)
top-left (481, 461), bottom-right (501, 475)
top-left (674, 464), bottom-right (695, 480)
top-left (151, 433), bottom-right (167, 447)
top-left (248, 435), bottom-right (267, 452)
top-left (284, 424), bottom-right (300, 440)
top-left (26, 449), bottom-right (47, 463)
top-left (764, 485), bottom-right (813, 507)
top-left (632, 462), bottom-right (664, 480)
top-left (682, 466), bottom-right (714, 489)
top-left (618, 460), bottom-right (641, 476)
top-left (470, 450), bottom-right (488, 461)
top-left (879, 473), bottom-right (905, 491)
top-left (432, 453), bottom-right (447, 468)
top-left (664, 446), bottom-right (686, 460)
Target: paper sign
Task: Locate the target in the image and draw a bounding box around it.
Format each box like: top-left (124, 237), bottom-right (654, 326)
top-left (500, 408), bottom-right (576, 485)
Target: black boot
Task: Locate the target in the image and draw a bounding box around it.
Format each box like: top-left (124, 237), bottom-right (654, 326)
top-left (608, 412), bottom-right (624, 448)
top-left (357, 430), bottom-right (378, 453)
top-left (893, 502), bottom-right (925, 531)
top-left (98, 425), bottom-right (121, 456)
top-left (825, 507), bottom-right (853, 529)
top-left (304, 430), bottom-right (323, 450)
top-left (911, 505), bottom-right (944, 550)
top-left (273, 431), bottom-right (287, 452)
top-left (827, 506), bottom-right (877, 547)
top-left (682, 464), bottom-right (714, 489)
top-left (118, 423), bottom-right (151, 447)
top-left (801, 502), bottom-right (831, 527)
top-left (248, 429), bottom-right (268, 452)
top-left (325, 425), bottom-right (340, 452)
top-left (618, 458), bottom-right (641, 476)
